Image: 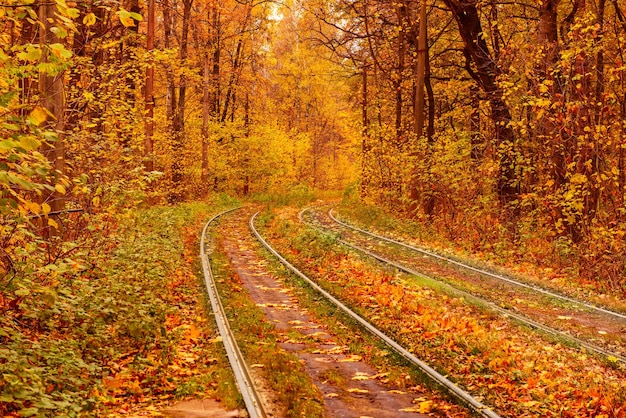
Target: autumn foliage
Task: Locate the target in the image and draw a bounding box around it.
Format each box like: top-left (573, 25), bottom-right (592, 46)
top-left (1, 0), bottom-right (626, 415)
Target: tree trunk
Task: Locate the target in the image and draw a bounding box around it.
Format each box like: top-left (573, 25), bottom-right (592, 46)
top-left (409, 0), bottom-right (429, 214)
top-left (170, 0), bottom-right (193, 202)
top-left (413, 0), bottom-right (427, 140)
top-left (39, 0), bottom-right (65, 233)
top-left (144, 0), bottom-right (155, 173)
top-left (395, 3), bottom-right (406, 141)
top-left (201, 51), bottom-right (210, 189)
top-left (361, 64), bottom-right (370, 198)
top-left (211, 0), bottom-right (221, 121)
top-left (443, 0), bottom-right (518, 206)
top-left (220, 4), bottom-right (249, 123)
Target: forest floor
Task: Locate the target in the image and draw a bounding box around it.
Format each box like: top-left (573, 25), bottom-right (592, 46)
top-left (3, 198), bottom-right (624, 418)
top-left (89, 200), bottom-right (626, 417)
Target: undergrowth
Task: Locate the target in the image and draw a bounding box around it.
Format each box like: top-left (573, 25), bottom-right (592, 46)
top-left (0, 198), bottom-right (240, 417)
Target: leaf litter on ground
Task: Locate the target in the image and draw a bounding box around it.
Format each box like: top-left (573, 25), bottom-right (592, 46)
top-left (260, 206), bottom-right (626, 418)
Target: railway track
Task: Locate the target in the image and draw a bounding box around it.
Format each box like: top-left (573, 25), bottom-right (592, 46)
top-left (202, 206), bottom-right (624, 417)
top-left (200, 208), bottom-right (267, 418)
top-left (250, 211), bottom-right (502, 418)
top-left (299, 206), bottom-right (626, 364)
top-left (327, 208), bottom-right (626, 322)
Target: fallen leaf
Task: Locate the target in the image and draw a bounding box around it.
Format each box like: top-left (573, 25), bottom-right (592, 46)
top-left (400, 406), bottom-right (421, 413)
top-left (347, 388), bottom-right (369, 394)
top-left (402, 400), bottom-right (433, 413)
top-left (339, 355), bottom-right (362, 362)
top-left (188, 324), bottom-right (201, 339)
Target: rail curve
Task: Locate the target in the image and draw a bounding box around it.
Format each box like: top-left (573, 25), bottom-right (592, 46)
top-left (328, 208), bottom-right (626, 322)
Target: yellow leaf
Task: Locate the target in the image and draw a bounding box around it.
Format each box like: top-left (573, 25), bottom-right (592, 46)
top-left (120, 16), bottom-right (135, 27)
top-left (569, 173), bottom-right (587, 184)
top-left (42, 203), bottom-right (51, 215)
top-left (188, 324), bottom-right (201, 340)
top-left (399, 406), bottom-right (421, 413)
top-left (338, 355), bottom-right (362, 362)
top-left (28, 106), bottom-right (48, 126)
top-left (83, 12), bottom-right (96, 26)
top-left (48, 218), bottom-right (59, 229)
top-left (402, 400), bottom-right (434, 413)
top-left (27, 201), bottom-right (40, 215)
top-left (347, 388), bottom-right (369, 394)
top-left (418, 400), bottom-right (433, 413)
top-left (117, 9), bottom-right (136, 27)
top-left (55, 184), bottom-right (66, 194)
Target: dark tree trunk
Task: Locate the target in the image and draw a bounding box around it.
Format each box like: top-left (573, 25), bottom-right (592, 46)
top-left (220, 5), bottom-right (249, 123)
top-left (170, 0), bottom-right (193, 202)
top-left (443, 0), bottom-right (519, 206)
top-left (144, 0), bottom-right (155, 173)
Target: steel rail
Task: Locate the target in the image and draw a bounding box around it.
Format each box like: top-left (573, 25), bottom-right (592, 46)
top-left (327, 208), bottom-right (626, 322)
top-left (299, 208), bottom-right (626, 364)
top-left (250, 211), bottom-right (501, 418)
top-left (200, 208), bottom-right (266, 418)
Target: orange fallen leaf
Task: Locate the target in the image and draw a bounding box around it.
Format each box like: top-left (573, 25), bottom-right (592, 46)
top-left (339, 355), bottom-right (362, 362)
